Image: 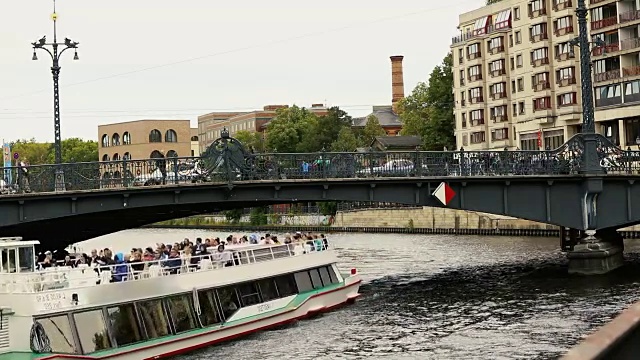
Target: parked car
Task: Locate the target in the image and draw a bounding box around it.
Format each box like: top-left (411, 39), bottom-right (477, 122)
top-left (357, 159), bottom-right (427, 177)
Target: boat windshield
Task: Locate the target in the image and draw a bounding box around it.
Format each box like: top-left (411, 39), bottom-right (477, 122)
top-left (1, 249), bottom-right (17, 273)
top-left (19, 246), bottom-right (34, 272)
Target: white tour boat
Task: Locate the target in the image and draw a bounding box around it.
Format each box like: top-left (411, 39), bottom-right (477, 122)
top-left (0, 237), bottom-right (361, 360)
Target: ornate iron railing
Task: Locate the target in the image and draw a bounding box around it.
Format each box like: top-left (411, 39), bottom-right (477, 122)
top-left (1, 134), bottom-right (639, 196)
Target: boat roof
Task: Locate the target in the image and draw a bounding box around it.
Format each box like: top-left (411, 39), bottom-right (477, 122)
top-left (0, 237), bottom-right (40, 247)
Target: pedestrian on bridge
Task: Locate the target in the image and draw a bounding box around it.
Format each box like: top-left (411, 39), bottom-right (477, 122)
top-left (155, 150), bottom-right (167, 185)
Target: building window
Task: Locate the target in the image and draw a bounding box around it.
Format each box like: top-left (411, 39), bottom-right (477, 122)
top-left (531, 47), bottom-right (549, 63)
top-left (462, 134), bottom-right (469, 146)
top-left (111, 133), bottom-right (120, 146)
top-left (102, 154), bottom-right (110, 161)
top-left (556, 67), bottom-right (575, 81)
top-left (460, 91), bottom-right (466, 106)
top-left (472, 16), bottom-right (489, 36)
top-left (489, 59), bottom-right (505, 75)
top-left (490, 105), bottom-right (507, 121)
top-left (470, 131), bottom-right (486, 144)
top-left (516, 54), bottom-right (523, 67)
top-left (518, 101), bottom-right (525, 114)
top-left (101, 134), bottom-right (109, 148)
top-left (167, 150), bottom-right (178, 157)
top-left (554, 16), bottom-right (573, 33)
top-left (557, 92), bottom-right (577, 106)
top-left (544, 130), bottom-right (564, 150)
top-left (112, 153), bottom-right (121, 161)
top-left (517, 77), bottom-right (524, 91)
top-left (530, 23), bottom-right (547, 39)
top-left (469, 87), bottom-right (483, 102)
top-left (511, 79), bottom-right (516, 93)
top-left (488, 37), bottom-right (504, 53)
top-left (491, 128), bottom-right (509, 141)
top-left (458, 48), bottom-right (464, 64)
top-left (512, 103), bottom-right (518, 117)
top-left (123, 152), bottom-right (131, 160)
top-left (122, 132), bottom-right (131, 145)
top-left (510, 57), bottom-right (515, 70)
top-left (490, 82), bottom-right (506, 98)
top-left (149, 129), bottom-right (162, 143)
top-left (165, 129), bottom-right (178, 143)
top-left (514, 6), bottom-right (520, 20)
top-left (191, 135), bottom-right (198, 141)
top-left (467, 43), bottom-right (481, 58)
top-left (461, 112), bottom-right (467, 128)
top-left (555, 42), bottom-right (572, 58)
top-left (534, 96), bottom-right (552, 110)
top-left (495, 9), bottom-right (512, 29)
top-left (468, 65), bottom-right (482, 80)
top-left (150, 150), bottom-right (164, 158)
top-left (515, 31), bottom-right (521, 44)
top-left (470, 109), bottom-right (484, 126)
top-left (595, 84), bottom-right (622, 107)
top-left (532, 72), bottom-right (550, 88)
top-left (624, 80), bottom-right (640, 103)
top-left (520, 132), bottom-right (540, 150)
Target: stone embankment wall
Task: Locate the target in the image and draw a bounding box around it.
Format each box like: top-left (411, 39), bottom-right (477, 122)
top-left (333, 207), bottom-right (640, 231)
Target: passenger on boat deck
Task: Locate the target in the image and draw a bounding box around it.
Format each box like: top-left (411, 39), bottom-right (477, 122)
top-left (112, 253), bottom-right (129, 282)
top-left (143, 247), bottom-right (155, 261)
top-left (213, 244), bottom-right (232, 266)
top-left (162, 248), bottom-right (181, 274)
top-left (40, 251), bottom-right (54, 269)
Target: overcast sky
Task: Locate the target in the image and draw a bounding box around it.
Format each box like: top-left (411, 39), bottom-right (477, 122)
top-left (0, 0), bottom-right (483, 142)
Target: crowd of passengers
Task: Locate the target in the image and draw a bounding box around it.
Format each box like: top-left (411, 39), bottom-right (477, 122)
top-left (36, 232), bottom-right (329, 281)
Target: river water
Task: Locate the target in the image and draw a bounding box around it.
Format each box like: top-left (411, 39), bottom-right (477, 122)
top-left (74, 230), bottom-right (640, 360)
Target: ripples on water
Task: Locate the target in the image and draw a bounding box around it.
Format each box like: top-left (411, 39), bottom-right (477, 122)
top-left (79, 230), bottom-right (640, 360)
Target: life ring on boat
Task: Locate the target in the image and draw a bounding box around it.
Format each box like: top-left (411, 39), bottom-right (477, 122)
top-left (30, 320), bottom-right (51, 353)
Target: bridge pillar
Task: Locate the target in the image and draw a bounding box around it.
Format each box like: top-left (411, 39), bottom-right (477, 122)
top-left (567, 230), bottom-right (624, 275)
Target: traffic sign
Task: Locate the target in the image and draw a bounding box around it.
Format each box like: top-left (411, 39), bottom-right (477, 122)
top-left (433, 182), bottom-right (456, 206)
top-left (13, 153), bottom-right (19, 160)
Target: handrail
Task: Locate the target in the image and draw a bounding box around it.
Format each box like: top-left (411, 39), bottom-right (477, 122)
top-left (0, 242), bottom-right (330, 294)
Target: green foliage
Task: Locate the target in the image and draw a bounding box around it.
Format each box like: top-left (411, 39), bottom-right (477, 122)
top-left (249, 207), bottom-right (268, 225)
top-left (331, 127), bottom-right (360, 151)
top-left (9, 138), bottom-right (98, 164)
top-left (265, 105), bottom-right (320, 153)
top-left (224, 208), bottom-right (243, 224)
top-left (399, 53), bottom-right (455, 151)
top-left (361, 115), bottom-right (386, 146)
top-left (407, 219), bottom-right (415, 230)
top-left (317, 201), bottom-right (338, 216)
top-left (316, 107), bottom-right (353, 150)
top-left (234, 130), bottom-right (265, 152)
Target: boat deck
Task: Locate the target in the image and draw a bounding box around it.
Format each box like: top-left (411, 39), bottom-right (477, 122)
top-left (0, 243), bottom-right (322, 294)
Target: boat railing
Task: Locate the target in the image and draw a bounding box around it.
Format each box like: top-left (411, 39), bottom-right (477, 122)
top-left (0, 242), bottom-right (330, 294)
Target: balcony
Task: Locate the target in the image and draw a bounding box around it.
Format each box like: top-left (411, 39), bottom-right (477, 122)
top-left (557, 77), bottom-right (577, 87)
top-left (620, 9), bottom-right (640, 23)
top-left (530, 32), bottom-right (549, 42)
top-left (489, 45), bottom-right (505, 55)
top-left (451, 23), bottom-right (513, 45)
top-left (594, 69), bottom-right (620, 82)
top-left (533, 81), bottom-right (551, 91)
top-left (470, 96), bottom-right (484, 104)
top-left (532, 57), bottom-right (550, 67)
top-left (490, 114), bottom-right (508, 123)
top-left (491, 92), bottom-right (507, 100)
top-left (621, 37), bottom-right (640, 51)
top-left (623, 65), bottom-right (640, 77)
top-left (529, 6), bottom-right (547, 18)
top-left (591, 16), bottom-right (617, 31)
top-left (592, 43), bottom-right (619, 56)
top-left (469, 74), bottom-right (482, 82)
top-left (467, 52), bottom-right (481, 60)
top-left (490, 68), bottom-right (506, 77)
top-left (470, 118), bottom-right (485, 126)
top-left (554, 0), bottom-right (572, 10)
top-left (590, 0), bottom-right (610, 3)
top-left (555, 52), bottom-right (575, 61)
top-left (554, 26), bottom-right (573, 36)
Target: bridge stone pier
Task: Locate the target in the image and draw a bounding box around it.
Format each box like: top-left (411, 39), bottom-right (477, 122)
top-left (1, 129), bottom-right (640, 275)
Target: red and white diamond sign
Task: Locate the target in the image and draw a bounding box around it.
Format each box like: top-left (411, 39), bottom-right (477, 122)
top-left (433, 182), bottom-right (456, 206)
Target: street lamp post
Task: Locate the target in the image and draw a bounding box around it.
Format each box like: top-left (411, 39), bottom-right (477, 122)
top-left (569, 0), bottom-right (605, 175)
top-left (31, 0), bottom-right (79, 191)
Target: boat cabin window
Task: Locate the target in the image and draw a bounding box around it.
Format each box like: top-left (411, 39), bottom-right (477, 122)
top-left (136, 299), bottom-right (170, 339)
top-left (19, 246), bottom-right (34, 272)
top-left (217, 286), bottom-right (241, 319)
top-left (197, 290), bottom-right (222, 327)
top-left (166, 295), bottom-right (197, 333)
top-left (274, 275), bottom-right (297, 297)
top-left (106, 304), bottom-right (144, 347)
top-left (35, 315), bottom-right (78, 354)
top-left (294, 271), bottom-right (314, 293)
top-left (236, 282), bottom-right (261, 307)
top-left (256, 278), bottom-right (279, 301)
top-left (73, 310), bottom-right (112, 353)
top-left (0, 249), bottom-right (16, 273)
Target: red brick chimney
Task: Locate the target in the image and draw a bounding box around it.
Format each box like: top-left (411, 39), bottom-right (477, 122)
top-left (390, 55), bottom-right (405, 114)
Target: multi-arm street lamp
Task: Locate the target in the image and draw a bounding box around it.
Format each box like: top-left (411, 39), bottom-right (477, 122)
top-left (31, 0), bottom-right (79, 191)
top-left (569, 0), bottom-right (605, 174)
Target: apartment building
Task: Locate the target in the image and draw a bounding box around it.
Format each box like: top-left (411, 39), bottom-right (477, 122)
top-left (589, 0), bottom-right (640, 146)
top-left (451, 0), bottom-right (582, 150)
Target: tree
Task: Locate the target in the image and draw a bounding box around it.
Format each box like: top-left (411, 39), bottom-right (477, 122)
top-left (317, 202), bottom-right (338, 216)
top-left (224, 208), bottom-right (243, 224)
top-left (265, 105), bottom-right (320, 153)
top-left (315, 107), bottom-right (353, 150)
top-left (9, 138), bottom-right (98, 165)
top-left (249, 207), bottom-right (268, 225)
top-left (361, 115), bottom-right (386, 146)
top-left (398, 53), bottom-right (455, 150)
top-left (233, 130), bottom-right (265, 153)
top-left (331, 127), bottom-right (360, 151)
